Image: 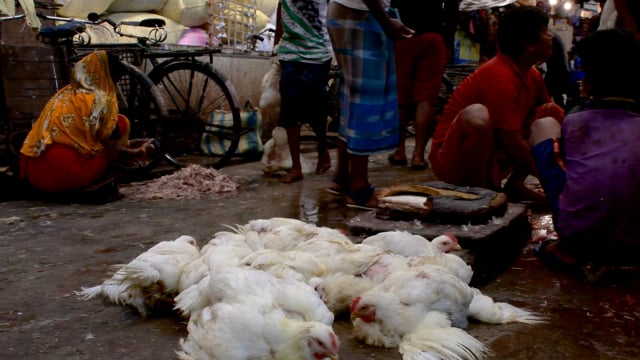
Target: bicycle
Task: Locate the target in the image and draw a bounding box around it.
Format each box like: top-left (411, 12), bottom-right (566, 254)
top-left (78, 12), bottom-right (244, 170)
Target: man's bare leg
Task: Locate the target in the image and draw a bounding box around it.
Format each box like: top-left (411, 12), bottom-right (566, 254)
top-left (316, 140), bottom-right (331, 175)
top-left (410, 101), bottom-right (435, 169)
top-left (389, 103), bottom-right (413, 164)
top-left (328, 139), bottom-right (349, 194)
top-left (459, 104), bottom-right (493, 188)
top-left (281, 125), bottom-right (304, 183)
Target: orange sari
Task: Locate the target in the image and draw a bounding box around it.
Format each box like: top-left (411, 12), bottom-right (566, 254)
top-left (20, 51), bottom-right (128, 192)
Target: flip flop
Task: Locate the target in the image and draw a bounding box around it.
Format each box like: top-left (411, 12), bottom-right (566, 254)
top-left (326, 176), bottom-right (349, 196)
top-left (346, 185), bottom-right (377, 210)
top-left (388, 155), bottom-right (408, 166)
top-left (410, 161), bottom-right (428, 170)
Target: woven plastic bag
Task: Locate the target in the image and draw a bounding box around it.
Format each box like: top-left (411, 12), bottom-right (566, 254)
top-left (200, 101), bottom-right (264, 156)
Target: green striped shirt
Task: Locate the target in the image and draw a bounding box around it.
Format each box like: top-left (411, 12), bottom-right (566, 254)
top-left (278, 0), bottom-right (333, 63)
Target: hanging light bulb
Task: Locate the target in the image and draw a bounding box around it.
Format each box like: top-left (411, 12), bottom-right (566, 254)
top-left (549, 0), bottom-right (558, 6)
top-left (563, 1), bottom-right (572, 11)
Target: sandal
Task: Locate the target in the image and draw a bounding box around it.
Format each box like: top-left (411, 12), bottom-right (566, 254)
top-left (327, 176), bottom-right (349, 196)
top-left (346, 185), bottom-right (378, 210)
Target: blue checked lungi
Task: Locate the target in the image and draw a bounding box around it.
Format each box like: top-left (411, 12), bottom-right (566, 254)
top-left (327, 2), bottom-right (400, 156)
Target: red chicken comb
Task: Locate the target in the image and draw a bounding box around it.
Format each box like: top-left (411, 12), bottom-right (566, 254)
top-left (444, 233), bottom-right (459, 243)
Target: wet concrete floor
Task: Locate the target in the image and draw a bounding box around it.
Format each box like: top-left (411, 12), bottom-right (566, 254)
top-left (0, 143), bottom-right (639, 360)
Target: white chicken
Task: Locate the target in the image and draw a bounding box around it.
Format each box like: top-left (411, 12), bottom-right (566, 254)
top-left (258, 58), bottom-right (281, 113)
top-left (241, 248), bottom-right (326, 282)
top-left (175, 266), bottom-right (334, 325)
top-left (176, 298), bottom-right (339, 360)
top-left (76, 235), bottom-right (200, 317)
top-left (236, 217), bottom-right (313, 235)
top-left (362, 231), bottom-right (462, 257)
top-left (291, 232), bottom-right (356, 258)
top-left (320, 243), bottom-right (390, 277)
top-left (362, 250), bottom-right (473, 285)
top-left (261, 126), bottom-right (314, 175)
top-left (175, 266), bottom-right (275, 317)
top-left (213, 228), bottom-right (265, 251)
top-left (178, 233), bottom-right (256, 292)
top-left (407, 253), bottom-right (474, 285)
top-left (350, 264), bottom-right (543, 350)
top-left (310, 273), bottom-right (377, 315)
top-left (260, 225), bottom-right (322, 251)
top-left (230, 217), bottom-right (325, 251)
top-left (351, 265), bottom-right (475, 346)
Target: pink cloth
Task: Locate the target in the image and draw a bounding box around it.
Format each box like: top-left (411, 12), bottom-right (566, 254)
top-left (178, 28), bottom-right (209, 47)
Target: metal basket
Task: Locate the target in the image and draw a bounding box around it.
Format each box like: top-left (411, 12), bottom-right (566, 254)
top-left (208, 0), bottom-right (259, 50)
top-left (437, 63), bottom-right (479, 114)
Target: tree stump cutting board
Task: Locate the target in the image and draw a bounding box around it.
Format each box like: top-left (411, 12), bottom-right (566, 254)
top-left (375, 181), bottom-right (509, 225)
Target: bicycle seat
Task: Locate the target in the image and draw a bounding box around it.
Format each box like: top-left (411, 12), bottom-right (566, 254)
top-left (137, 18), bottom-right (166, 28)
top-left (37, 21), bottom-right (86, 43)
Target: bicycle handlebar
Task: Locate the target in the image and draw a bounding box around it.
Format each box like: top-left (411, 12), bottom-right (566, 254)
top-left (0, 13), bottom-right (25, 22)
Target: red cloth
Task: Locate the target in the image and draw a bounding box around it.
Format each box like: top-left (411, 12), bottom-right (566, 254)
top-left (429, 53), bottom-right (562, 186)
top-left (20, 143), bottom-right (108, 192)
top-left (394, 32), bottom-right (447, 105)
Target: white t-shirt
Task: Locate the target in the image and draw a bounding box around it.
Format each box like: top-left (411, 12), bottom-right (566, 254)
top-left (331, 0), bottom-right (390, 11)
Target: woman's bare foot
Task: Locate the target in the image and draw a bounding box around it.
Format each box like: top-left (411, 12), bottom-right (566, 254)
top-left (280, 169), bottom-right (303, 183)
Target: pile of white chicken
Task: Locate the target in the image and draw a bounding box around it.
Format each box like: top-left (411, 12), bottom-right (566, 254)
top-left (77, 217), bottom-right (544, 360)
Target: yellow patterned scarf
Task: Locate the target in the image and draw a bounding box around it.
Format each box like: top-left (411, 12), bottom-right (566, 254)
top-left (21, 50), bottom-right (119, 158)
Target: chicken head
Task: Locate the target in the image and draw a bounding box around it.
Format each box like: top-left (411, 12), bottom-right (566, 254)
top-left (305, 327), bottom-right (339, 360)
top-left (350, 296), bottom-right (376, 323)
top-left (431, 233), bottom-right (462, 253)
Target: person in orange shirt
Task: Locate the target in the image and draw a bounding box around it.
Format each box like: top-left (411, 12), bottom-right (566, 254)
top-left (388, 0), bottom-right (459, 170)
top-left (428, 6), bottom-right (565, 203)
top-left (20, 51), bottom-right (155, 193)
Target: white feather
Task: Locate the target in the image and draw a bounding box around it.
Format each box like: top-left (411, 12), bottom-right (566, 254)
top-left (399, 311), bottom-right (489, 360)
top-left (468, 287), bottom-right (545, 324)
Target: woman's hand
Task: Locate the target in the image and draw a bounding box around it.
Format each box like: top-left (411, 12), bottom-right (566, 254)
top-left (127, 138), bottom-right (156, 160)
top-left (108, 138), bottom-right (156, 162)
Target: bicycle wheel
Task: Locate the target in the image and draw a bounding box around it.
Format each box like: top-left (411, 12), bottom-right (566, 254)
top-left (113, 61), bottom-right (175, 174)
top-left (147, 59), bottom-right (242, 169)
